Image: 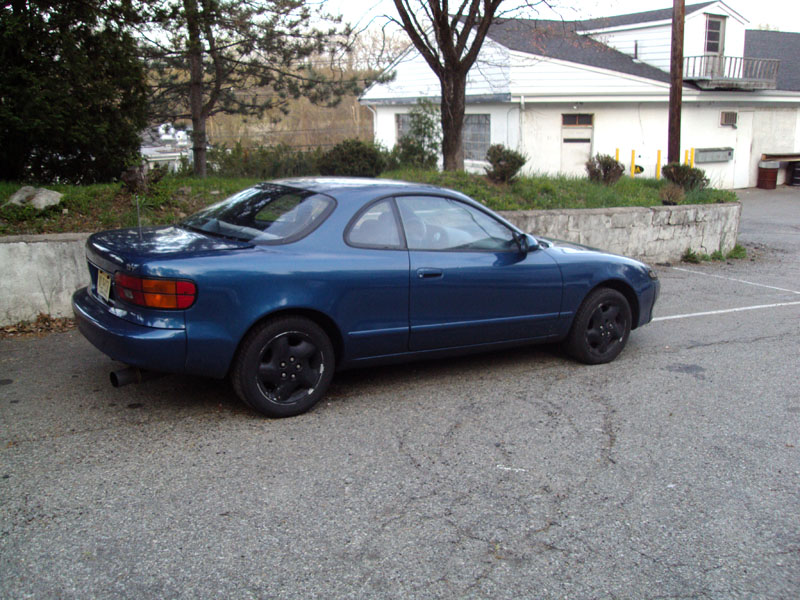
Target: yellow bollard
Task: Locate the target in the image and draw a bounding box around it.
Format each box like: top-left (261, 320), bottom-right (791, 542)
top-left (684, 149), bottom-right (689, 165)
top-left (690, 148), bottom-right (695, 168)
top-left (615, 148), bottom-right (619, 161)
top-left (656, 150), bottom-right (662, 179)
top-left (631, 149), bottom-right (636, 178)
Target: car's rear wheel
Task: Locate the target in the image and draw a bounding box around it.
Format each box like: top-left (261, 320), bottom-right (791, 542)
top-left (565, 288), bottom-right (631, 364)
top-left (232, 316), bottom-right (334, 418)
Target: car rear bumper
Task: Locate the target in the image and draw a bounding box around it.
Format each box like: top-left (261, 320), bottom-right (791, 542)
top-left (72, 287), bottom-right (187, 373)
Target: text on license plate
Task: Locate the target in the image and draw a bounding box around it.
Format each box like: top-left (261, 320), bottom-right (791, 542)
top-left (97, 270), bottom-right (111, 302)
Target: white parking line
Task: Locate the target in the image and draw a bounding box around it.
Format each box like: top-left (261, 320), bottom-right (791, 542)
top-left (653, 301), bottom-right (800, 322)
top-left (670, 266), bottom-right (800, 295)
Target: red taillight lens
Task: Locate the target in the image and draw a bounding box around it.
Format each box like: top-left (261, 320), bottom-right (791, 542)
top-left (114, 272), bottom-right (196, 309)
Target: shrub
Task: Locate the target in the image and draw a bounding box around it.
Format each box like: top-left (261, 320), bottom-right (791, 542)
top-left (317, 139), bottom-right (387, 177)
top-left (662, 163), bottom-right (709, 190)
top-left (586, 154), bottom-right (625, 185)
top-left (485, 144), bottom-right (527, 183)
top-left (208, 143), bottom-right (321, 179)
top-left (392, 99), bottom-right (441, 169)
top-left (659, 183), bottom-right (685, 205)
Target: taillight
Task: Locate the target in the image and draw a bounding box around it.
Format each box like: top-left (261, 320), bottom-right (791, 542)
top-left (114, 272), bottom-right (196, 309)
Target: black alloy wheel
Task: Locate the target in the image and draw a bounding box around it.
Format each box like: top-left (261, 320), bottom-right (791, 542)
top-left (232, 316), bottom-right (334, 417)
top-left (565, 288), bottom-right (632, 364)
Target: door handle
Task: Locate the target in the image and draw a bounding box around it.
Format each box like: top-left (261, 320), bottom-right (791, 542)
top-left (417, 268), bottom-right (443, 279)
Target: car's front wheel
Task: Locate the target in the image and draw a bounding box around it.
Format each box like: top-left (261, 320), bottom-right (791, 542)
top-left (565, 287), bottom-right (632, 364)
top-left (232, 316), bottom-right (335, 418)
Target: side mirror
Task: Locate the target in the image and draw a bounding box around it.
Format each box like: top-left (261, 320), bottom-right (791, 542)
top-left (513, 231), bottom-right (532, 254)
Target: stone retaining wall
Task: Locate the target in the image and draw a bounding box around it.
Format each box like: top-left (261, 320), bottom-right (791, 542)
top-left (1, 233), bottom-right (90, 325)
top-left (501, 203), bottom-right (741, 264)
top-left (0, 203), bottom-right (741, 326)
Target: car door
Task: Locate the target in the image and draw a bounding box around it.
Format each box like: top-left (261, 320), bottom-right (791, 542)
top-left (341, 197), bottom-right (410, 359)
top-left (396, 195), bottom-right (563, 351)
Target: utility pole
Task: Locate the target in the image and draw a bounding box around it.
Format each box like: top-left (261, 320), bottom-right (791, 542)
top-left (668, 0), bottom-right (685, 164)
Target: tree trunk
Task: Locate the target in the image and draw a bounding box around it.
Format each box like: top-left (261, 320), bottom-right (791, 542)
top-left (184, 0), bottom-right (207, 177)
top-left (440, 70), bottom-right (467, 171)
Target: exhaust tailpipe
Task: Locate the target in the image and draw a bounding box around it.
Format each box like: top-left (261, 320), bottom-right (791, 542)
top-left (109, 367), bottom-right (162, 388)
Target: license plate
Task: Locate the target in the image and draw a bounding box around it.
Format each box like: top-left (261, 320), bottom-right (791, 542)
top-left (97, 269), bottom-right (112, 302)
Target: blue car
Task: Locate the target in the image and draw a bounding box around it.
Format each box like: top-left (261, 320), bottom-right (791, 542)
top-left (73, 178), bottom-right (659, 417)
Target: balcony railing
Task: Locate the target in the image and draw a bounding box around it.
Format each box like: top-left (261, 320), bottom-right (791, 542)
top-left (683, 55), bottom-right (779, 90)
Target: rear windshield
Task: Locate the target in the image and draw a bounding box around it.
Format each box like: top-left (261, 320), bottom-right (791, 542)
top-left (180, 184), bottom-right (334, 243)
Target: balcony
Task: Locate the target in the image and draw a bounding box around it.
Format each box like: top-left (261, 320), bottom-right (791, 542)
top-left (683, 56), bottom-right (779, 90)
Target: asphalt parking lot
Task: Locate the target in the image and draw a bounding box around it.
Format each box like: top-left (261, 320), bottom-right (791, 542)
top-left (1, 187), bottom-right (799, 599)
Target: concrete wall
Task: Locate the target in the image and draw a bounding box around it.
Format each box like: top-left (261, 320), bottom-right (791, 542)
top-left (502, 202), bottom-right (741, 264)
top-left (0, 202), bottom-right (740, 326)
top-left (0, 233), bottom-right (90, 325)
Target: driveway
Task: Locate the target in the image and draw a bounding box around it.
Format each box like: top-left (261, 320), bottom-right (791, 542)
top-left (1, 187), bottom-right (799, 599)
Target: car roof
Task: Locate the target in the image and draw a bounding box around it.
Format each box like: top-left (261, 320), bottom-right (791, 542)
top-left (269, 177), bottom-right (463, 201)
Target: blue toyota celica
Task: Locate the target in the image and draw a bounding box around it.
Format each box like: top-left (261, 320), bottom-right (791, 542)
top-left (73, 178), bottom-right (659, 417)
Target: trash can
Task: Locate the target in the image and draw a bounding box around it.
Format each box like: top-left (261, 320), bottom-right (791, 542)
top-left (757, 161), bottom-right (780, 190)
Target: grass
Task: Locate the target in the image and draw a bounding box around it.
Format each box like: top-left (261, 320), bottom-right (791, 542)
top-left (1, 170), bottom-right (738, 236)
top-left (382, 168), bottom-right (737, 211)
top-left (0, 176), bottom-right (259, 235)
top-left (682, 244), bottom-right (747, 263)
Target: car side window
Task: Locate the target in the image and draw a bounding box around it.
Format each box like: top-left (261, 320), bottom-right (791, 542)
top-left (346, 199), bottom-right (403, 248)
top-left (396, 195), bottom-right (516, 251)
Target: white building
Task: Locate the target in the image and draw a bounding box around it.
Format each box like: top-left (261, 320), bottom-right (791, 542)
top-left (360, 1), bottom-right (800, 188)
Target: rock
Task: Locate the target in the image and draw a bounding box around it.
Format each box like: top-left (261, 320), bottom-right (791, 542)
top-left (6, 186), bottom-right (64, 211)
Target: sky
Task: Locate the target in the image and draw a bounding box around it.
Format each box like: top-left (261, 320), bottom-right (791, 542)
top-left (319, 0), bottom-right (800, 33)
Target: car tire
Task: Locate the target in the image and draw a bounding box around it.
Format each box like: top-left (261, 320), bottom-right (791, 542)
top-left (564, 287), bottom-right (632, 365)
top-left (232, 316), bottom-right (335, 418)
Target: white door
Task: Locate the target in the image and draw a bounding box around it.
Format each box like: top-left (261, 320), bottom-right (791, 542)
top-left (561, 127), bottom-right (593, 176)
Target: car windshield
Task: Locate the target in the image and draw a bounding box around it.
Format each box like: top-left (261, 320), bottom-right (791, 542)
top-left (181, 184), bottom-right (334, 243)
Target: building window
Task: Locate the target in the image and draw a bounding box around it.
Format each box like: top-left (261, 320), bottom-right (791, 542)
top-left (397, 111), bottom-right (490, 161)
top-left (463, 114), bottom-right (491, 161)
top-left (396, 113), bottom-right (412, 141)
top-left (705, 16), bottom-right (725, 55)
top-left (562, 114), bottom-right (593, 126)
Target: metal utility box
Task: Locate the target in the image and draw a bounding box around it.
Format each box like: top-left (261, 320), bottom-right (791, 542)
top-left (695, 147), bottom-right (734, 163)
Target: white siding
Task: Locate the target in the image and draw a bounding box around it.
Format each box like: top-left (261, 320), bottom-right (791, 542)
top-left (591, 24), bottom-right (673, 72)
top-left (360, 38), bottom-right (510, 103)
top-left (584, 1), bottom-right (749, 72)
top-left (509, 54), bottom-right (669, 97)
top-left (685, 5), bottom-right (747, 58)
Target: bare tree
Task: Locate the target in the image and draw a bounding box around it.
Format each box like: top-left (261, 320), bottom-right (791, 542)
top-left (389, 1), bottom-right (551, 171)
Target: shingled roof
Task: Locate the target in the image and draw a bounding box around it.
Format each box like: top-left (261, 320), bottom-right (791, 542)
top-left (486, 19), bottom-right (671, 84)
top-left (745, 30), bottom-right (800, 91)
top-left (572, 2), bottom-right (716, 31)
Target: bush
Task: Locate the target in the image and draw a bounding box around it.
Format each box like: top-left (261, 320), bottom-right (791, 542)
top-left (658, 183), bottom-right (685, 205)
top-left (392, 137), bottom-right (438, 170)
top-left (208, 143), bottom-right (321, 179)
top-left (392, 99), bottom-right (441, 169)
top-left (485, 145), bottom-right (527, 183)
top-left (662, 163), bottom-right (709, 190)
top-left (586, 154), bottom-right (625, 185)
top-left (317, 139), bottom-right (387, 177)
